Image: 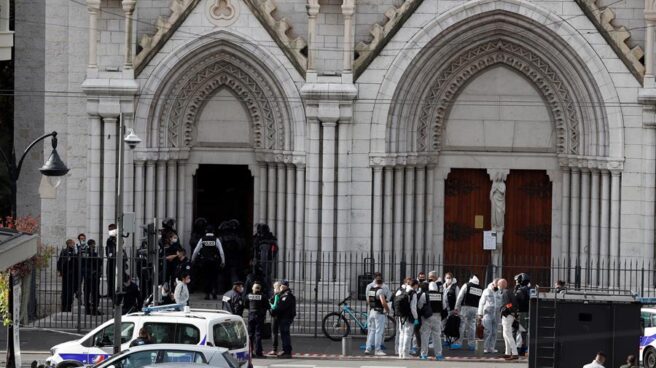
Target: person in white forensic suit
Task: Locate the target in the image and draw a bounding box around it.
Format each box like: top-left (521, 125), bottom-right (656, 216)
top-left (582, 352), bottom-right (607, 367)
top-left (477, 278), bottom-right (502, 353)
top-left (454, 275), bottom-right (483, 350)
top-left (417, 281), bottom-right (445, 360)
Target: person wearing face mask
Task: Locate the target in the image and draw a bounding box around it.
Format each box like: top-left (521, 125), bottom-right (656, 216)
top-left (477, 278), bottom-right (501, 353)
top-left (443, 272), bottom-right (461, 348)
top-left (106, 224), bottom-right (118, 299)
top-left (418, 279), bottom-right (445, 361)
top-left (364, 276), bottom-right (390, 356)
top-left (498, 278), bottom-right (518, 360)
top-left (222, 281), bottom-right (245, 316)
top-left (76, 233), bottom-right (87, 254)
top-left (396, 279), bottom-right (419, 359)
top-left (454, 275), bottom-right (482, 350)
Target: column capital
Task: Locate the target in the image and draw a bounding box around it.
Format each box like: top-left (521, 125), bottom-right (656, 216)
top-left (306, 0), bottom-right (320, 17)
top-left (87, 0), bottom-right (101, 10)
top-left (134, 159), bottom-right (145, 167)
top-left (341, 0), bottom-right (355, 16)
top-left (121, 0), bottom-right (136, 13)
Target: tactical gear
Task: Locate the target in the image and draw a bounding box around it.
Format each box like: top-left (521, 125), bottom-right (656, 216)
top-left (446, 286), bottom-right (457, 310)
top-left (393, 288), bottom-right (412, 318)
top-left (428, 290), bottom-right (443, 314)
top-left (199, 234), bottom-right (221, 262)
top-left (463, 282), bottom-right (483, 307)
top-left (247, 292), bottom-right (268, 318)
top-left (367, 286), bottom-right (384, 311)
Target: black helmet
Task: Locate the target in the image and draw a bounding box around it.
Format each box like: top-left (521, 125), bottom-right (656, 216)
top-left (206, 224), bottom-right (216, 234)
top-left (194, 218), bottom-right (208, 232)
top-left (514, 273), bottom-right (530, 286)
top-left (162, 218), bottom-right (175, 230)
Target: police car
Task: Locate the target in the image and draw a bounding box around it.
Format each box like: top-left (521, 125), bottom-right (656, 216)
top-left (642, 307), bottom-right (656, 368)
top-left (45, 305), bottom-right (250, 368)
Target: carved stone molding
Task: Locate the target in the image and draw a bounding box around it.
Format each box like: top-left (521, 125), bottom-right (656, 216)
top-left (416, 40), bottom-right (580, 155)
top-left (576, 0), bottom-right (644, 80)
top-left (157, 52), bottom-right (289, 151)
top-left (207, 0), bottom-right (239, 27)
top-left (368, 153), bottom-right (437, 167)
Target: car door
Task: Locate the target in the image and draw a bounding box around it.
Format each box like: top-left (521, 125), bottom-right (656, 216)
top-left (89, 322), bottom-right (136, 364)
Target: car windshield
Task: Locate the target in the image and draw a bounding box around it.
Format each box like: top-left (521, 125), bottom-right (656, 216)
top-left (213, 320), bottom-right (247, 350)
top-left (222, 351), bottom-right (240, 368)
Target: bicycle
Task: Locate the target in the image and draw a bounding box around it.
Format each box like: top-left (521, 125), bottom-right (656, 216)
top-left (322, 294), bottom-right (396, 342)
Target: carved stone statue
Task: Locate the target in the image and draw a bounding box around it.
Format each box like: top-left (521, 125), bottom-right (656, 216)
top-left (648, 0), bottom-right (656, 12)
top-left (490, 173), bottom-right (506, 232)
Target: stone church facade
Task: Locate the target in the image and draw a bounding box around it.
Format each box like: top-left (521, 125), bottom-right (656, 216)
top-left (14, 0), bottom-right (656, 283)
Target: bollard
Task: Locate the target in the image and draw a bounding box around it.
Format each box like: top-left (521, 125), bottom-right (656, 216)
top-left (475, 339), bottom-right (485, 356)
top-left (342, 336), bottom-right (352, 356)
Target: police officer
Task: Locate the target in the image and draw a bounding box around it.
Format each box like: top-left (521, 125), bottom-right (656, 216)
top-left (274, 280), bottom-right (296, 359)
top-left (513, 273), bottom-right (531, 355)
top-left (365, 277), bottom-right (389, 356)
top-left (175, 248), bottom-right (192, 281)
top-left (82, 239), bottom-right (103, 315)
top-left (455, 275), bottom-right (482, 350)
top-left (57, 239), bottom-right (78, 312)
top-left (396, 279), bottom-right (419, 359)
top-left (192, 225), bottom-right (225, 300)
top-left (418, 280), bottom-right (445, 360)
top-left (106, 224), bottom-right (118, 299)
top-left (245, 282), bottom-right (269, 358)
top-left (222, 281), bottom-right (245, 316)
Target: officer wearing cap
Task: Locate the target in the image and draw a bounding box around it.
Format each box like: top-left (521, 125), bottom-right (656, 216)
top-left (273, 280), bottom-right (296, 359)
top-left (245, 282), bottom-right (270, 358)
top-left (222, 281), bottom-right (245, 316)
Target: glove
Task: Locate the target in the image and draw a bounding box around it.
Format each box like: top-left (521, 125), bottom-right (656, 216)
top-left (413, 319), bottom-right (420, 326)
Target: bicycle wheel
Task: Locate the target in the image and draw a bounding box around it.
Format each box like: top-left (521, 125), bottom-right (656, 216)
top-left (322, 312), bottom-right (351, 341)
top-left (384, 315), bottom-right (396, 342)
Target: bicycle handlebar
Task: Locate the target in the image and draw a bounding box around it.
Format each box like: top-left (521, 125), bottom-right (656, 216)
top-left (338, 295), bottom-right (352, 306)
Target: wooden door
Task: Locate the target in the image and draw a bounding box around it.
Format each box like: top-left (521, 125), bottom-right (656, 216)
top-left (443, 169), bottom-right (491, 282)
top-left (503, 170), bottom-right (552, 286)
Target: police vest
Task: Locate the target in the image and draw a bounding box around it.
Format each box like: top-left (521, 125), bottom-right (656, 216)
top-left (464, 283), bottom-right (483, 307)
top-left (199, 235), bottom-right (220, 261)
top-left (428, 290), bottom-right (443, 313)
top-left (367, 286), bottom-right (383, 311)
top-left (248, 293), bottom-right (267, 314)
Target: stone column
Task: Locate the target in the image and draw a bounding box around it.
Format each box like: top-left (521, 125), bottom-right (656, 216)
top-left (177, 163), bottom-right (186, 243)
top-left (102, 117), bottom-right (118, 240)
top-left (258, 163), bottom-right (267, 225)
top-left (404, 167), bottom-right (415, 259)
top-left (382, 167), bottom-right (394, 256)
top-left (434, 168), bottom-right (450, 260)
top-left (645, 1), bottom-right (656, 78)
top-left (321, 121), bottom-right (337, 253)
top-left (569, 168), bottom-right (581, 280)
top-left (561, 168), bottom-right (570, 277)
top-left (156, 160), bottom-right (166, 220)
top-left (609, 170), bottom-right (621, 287)
top-left (184, 164), bottom-right (198, 254)
top-left (341, 0), bottom-right (355, 72)
top-left (167, 160), bottom-right (177, 218)
top-left (306, 119), bottom-right (321, 253)
top-left (425, 166), bottom-right (435, 261)
top-left (267, 163), bottom-right (276, 229)
top-left (393, 167), bottom-right (404, 262)
top-left (599, 170), bottom-right (611, 284)
top-left (121, 0), bottom-right (136, 69)
top-left (89, 116), bottom-right (102, 241)
top-left (134, 160), bottom-right (145, 239)
top-left (580, 169), bottom-right (591, 285)
top-left (372, 166), bottom-right (383, 254)
top-left (145, 160), bottom-right (155, 223)
top-left (306, 0), bottom-right (320, 72)
top-left (590, 169), bottom-right (600, 285)
top-left (276, 163), bottom-right (286, 253)
top-left (286, 164), bottom-right (295, 256)
top-left (295, 163), bottom-right (305, 257)
top-left (414, 167), bottom-right (425, 259)
top-left (87, 0), bottom-right (101, 68)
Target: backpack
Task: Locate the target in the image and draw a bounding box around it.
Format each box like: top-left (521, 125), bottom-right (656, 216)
top-left (444, 314), bottom-right (461, 339)
top-left (393, 288), bottom-right (412, 318)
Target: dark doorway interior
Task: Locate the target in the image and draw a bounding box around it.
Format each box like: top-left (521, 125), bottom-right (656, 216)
top-left (193, 164), bottom-right (254, 256)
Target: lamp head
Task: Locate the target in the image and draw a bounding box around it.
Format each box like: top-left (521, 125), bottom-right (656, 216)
top-left (40, 135), bottom-right (69, 177)
top-left (124, 128), bottom-right (142, 150)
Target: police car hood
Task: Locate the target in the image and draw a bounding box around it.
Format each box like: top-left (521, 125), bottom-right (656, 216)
top-left (50, 339), bottom-right (81, 353)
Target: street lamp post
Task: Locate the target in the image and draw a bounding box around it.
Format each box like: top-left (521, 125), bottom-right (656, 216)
top-left (112, 117), bottom-right (141, 354)
top-left (0, 131), bottom-right (69, 368)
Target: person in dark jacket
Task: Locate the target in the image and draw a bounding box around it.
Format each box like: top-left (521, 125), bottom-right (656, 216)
top-left (175, 248), bottom-right (192, 281)
top-left (222, 281), bottom-right (245, 316)
top-left (81, 239), bottom-right (103, 315)
top-left (57, 239), bottom-right (78, 312)
top-left (189, 217), bottom-right (207, 257)
top-left (272, 280), bottom-right (296, 358)
top-left (120, 274), bottom-right (142, 314)
top-left (253, 224), bottom-right (278, 290)
top-left (130, 328), bottom-right (153, 347)
top-left (106, 224), bottom-right (118, 299)
top-left (219, 219), bottom-right (245, 289)
top-left (498, 278), bottom-right (518, 360)
top-left (245, 282), bottom-right (270, 357)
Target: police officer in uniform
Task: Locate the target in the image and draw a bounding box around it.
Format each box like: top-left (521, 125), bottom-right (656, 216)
top-left (455, 275), bottom-right (483, 350)
top-left (274, 280), bottom-right (296, 358)
top-left (245, 282), bottom-right (269, 357)
top-left (57, 239), bottom-right (79, 312)
top-left (222, 281), bottom-right (245, 316)
top-left (192, 225), bottom-right (225, 300)
top-left (81, 239), bottom-right (103, 315)
top-left (418, 280), bottom-right (445, 360)
top-left (175, 248), bottom-right (192, 281)
top-left (364, 277), bottom-right (389, 355)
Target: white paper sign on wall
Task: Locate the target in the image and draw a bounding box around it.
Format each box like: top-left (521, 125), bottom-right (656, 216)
top-left (483, 231), bottom-right (496, 250)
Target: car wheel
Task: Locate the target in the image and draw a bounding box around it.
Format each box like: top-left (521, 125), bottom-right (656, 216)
top-left (646, 347), bottom-right (656, 368)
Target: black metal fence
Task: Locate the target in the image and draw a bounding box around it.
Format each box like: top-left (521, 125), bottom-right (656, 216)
top-left (27, 248), bottom-right (656, 337)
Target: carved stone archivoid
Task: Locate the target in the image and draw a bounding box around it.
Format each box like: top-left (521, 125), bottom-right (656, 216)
top-left (445, 178), bottom-right (478, 196)
top-left (520, 180), bottom-right (551, 198)
top-left (444, 222), bottom-right (476, 241)
top-left (517, 224), bottom-right (551, 243)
